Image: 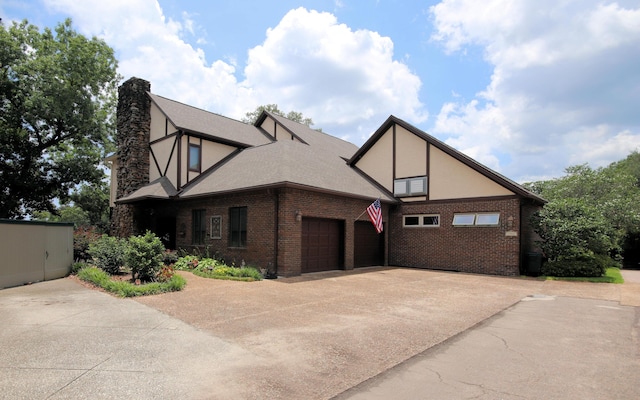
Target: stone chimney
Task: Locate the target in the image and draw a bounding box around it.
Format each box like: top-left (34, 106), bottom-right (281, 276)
top-left (110, 77), bottom-right (151, 238)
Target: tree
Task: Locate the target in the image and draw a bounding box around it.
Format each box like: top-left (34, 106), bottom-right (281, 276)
top-left (70, 180), bottom-right (111, 232)
top-left (524, 156), bottom-right (640, 270)
top-left (32, 180), bottom-right (111, 232)
top-left (242, 104), bottom-right (315, 128)
top-left (0, 19), bottom-right (119, 218)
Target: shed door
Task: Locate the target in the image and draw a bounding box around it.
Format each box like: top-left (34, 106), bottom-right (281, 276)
top-left (302, 218), bottom-right (343, 273)
top-left (354, 221), bottom-right (384, 267)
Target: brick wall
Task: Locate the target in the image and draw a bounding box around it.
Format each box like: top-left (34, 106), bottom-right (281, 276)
top-left (389, 197), bottom-right (522, 276)
top-left (174, 190), bottom-right (278, 271)
top-left (173, 187), bottom-right (388, 277)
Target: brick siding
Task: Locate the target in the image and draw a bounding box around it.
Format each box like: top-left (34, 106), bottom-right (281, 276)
top-left (171, 187), bottom-right (388, 277)
top-left (389, 197), bottom-right (523, 276)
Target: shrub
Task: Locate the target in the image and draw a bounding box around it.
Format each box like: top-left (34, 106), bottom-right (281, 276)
top-left (88, 235), bottom-right (127, 275)
top-left (163, 250), bottom-right (179, 266)
top-left (71, 261), bottom-right (89, 274)
top-left (126, 231), bottom-right (165, 282)
top-left (174, 255), bottom-right (200, 270)
top-left (542, 254), bottom-right (608, 277)
top-left (193, 261), bottom-right (263, 281)
top-left (157, 265), bottom-right (175, 282)
top-left (73, 226), bottom-right (101, 261)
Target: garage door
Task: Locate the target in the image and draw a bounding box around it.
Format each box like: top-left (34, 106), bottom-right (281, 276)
top-left (302, 218), bottom-right (343, 273)
top-left (354, 221), bottom-right (384, 267)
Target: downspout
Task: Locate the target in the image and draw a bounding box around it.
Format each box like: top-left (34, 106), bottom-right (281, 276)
top-left (274, 189), bottom-right (280, 276)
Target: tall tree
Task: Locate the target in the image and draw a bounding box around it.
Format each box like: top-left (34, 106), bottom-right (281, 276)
top-left (0, 19), bottom-right (119, 218)
top-left (242, 104), bottom-right (315, 128)
top-left (525, 157), bottom-right (640, 265)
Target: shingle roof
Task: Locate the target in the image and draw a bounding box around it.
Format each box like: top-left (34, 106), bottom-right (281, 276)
top-left (267, 113), bottom-right (359, 159)
top-left (118, 177), bottom-right (177, 203)
top-left (179, 139), bottom-right (393, 202)
top-left (148, 93), bottom-right (272, 147)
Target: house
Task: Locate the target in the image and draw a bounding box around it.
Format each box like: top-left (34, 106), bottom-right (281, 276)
top-left (109, 77), bottom-right (544, 277)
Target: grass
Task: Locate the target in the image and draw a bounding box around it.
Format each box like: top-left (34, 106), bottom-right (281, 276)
top-left (544, 267), bottom-right (624, 284)
top-left (77, 266), bottom-right (186, 297)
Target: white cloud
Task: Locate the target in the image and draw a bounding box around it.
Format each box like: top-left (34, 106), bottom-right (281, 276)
top-left (44, 0), bottom-right (250, 116)
top-left (243, 7), bottom-right (426, 142)
top-left (430, 0), bottom-right (640, 181)
top-left (42, 1), bottom-right (425, 144)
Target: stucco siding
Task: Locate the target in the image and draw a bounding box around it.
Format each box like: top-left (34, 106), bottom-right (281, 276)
top-left (395, 125), bottom-right (427, 179)
top-left (429, 147), bottom-right (514, 200)
top-left (355, 127), bottom-right (393, 192)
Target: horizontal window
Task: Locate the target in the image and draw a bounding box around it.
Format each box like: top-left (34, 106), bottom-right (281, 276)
top-left (403, 214), bottom-right (440, 227)
top-left (453, 213), bottom-right (500, 227)
top-left (394, 177), bottom-right (427, 197)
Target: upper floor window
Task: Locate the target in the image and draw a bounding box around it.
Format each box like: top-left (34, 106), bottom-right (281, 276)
top-left (394, 176), bottom-right (427, 197)
top-left (188, 143), bottom-right (201, 172)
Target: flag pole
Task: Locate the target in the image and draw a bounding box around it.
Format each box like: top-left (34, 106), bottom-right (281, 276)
top-left (355, 197), bottom-right (380, 221)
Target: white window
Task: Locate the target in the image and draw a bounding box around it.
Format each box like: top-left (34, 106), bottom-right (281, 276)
top-left (403, 214), bottom-right (440, 227)
top-left (476, 213), bottom-right (500, 226)
top-left (453, 213), bottom-right (500, 226)
top-left (452, 214), bottom-right (475, 226)
top-left (394, 177), bottom-right (428, 197)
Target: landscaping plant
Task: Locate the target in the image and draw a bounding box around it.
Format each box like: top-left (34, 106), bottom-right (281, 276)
top-left (88, 234), bottom-right (127, 275)
top-left (126, 231), bottom-right (165, 282)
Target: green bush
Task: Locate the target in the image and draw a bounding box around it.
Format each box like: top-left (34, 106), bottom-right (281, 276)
top-left (542, 254), bottom-right (608, 277)
top-left (71, 261), bottom-right (89, 274)
top-left (193, 261), bottom-right (262, 281)
top-left (74, 226), bottom-right (101, 261)
top-left (88, 235), bottom-right (127, 275)
top-left (126, 231), bottom-right (165, 282)
top-left (78, 266), bottom-right (186, 297)
top-left (163, 250), bottom-right (179, 266)
top-left (173, 255), bottom-right (262, 281)
top-left (173, 255), bottom-right (200, 270)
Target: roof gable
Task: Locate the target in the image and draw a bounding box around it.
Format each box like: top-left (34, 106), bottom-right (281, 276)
top-left (256, 111), bottom-right (359, 160)
top-left (148, 93), bottom-right (272, 147)
top-left (349, 115), bottom-right (545, 203)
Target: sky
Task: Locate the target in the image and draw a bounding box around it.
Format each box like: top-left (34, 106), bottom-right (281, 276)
top-left (2, 0), bottom-right (640, 183)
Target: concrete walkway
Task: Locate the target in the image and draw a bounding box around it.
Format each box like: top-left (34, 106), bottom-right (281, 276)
top-left (1, 268), bottom-right (638, 399)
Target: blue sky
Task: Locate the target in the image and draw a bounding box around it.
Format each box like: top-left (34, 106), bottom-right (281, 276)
top-left (2, 0), bottom-right (639, 183)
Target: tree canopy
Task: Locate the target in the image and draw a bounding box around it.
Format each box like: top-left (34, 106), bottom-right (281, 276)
top-left (242, 104), bottom-right (316, 128)
top-left (0, 19), bottom-right (119, 218)
top-left (524, 151), bottom-right (640, 270)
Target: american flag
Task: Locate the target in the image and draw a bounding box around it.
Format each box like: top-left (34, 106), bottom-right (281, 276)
top-left (366, 198), bottom-right (383, 234)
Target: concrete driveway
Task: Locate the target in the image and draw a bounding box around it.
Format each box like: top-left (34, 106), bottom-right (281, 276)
top-left (1, 267), bottom-right (639, 399)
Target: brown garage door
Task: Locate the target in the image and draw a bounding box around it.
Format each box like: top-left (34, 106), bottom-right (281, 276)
top-left (302, 218), bottom-right (343, 273)
top-left (354, 221), bottom-right (384, 267)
